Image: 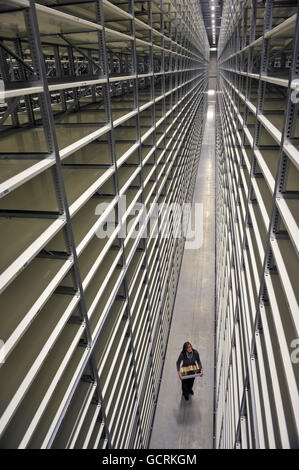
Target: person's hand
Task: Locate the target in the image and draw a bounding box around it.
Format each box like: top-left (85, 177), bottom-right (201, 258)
top-left (177, 371), bottom-right (182, 381)
top-left (200, 368), bottom-right (203, 377)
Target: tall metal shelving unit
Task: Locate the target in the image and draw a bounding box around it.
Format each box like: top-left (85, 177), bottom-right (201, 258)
top-left (216, 0), bottom-right (299, 449)
top-left (0, 0), bottom-right (209, 449)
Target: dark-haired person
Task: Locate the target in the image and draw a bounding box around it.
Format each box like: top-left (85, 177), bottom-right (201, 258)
top-left (176, 342), bottom-right (203, 400)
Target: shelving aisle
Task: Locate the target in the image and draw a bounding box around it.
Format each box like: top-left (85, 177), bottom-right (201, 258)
top-left (150, 101), bottom-right (216, 450)
top-left (0, 0), bottom-right (209, 449)
top-left (216, 0), bottom-right (299, 449)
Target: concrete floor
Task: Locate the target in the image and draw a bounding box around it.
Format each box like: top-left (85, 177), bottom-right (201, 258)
top-left (149, 102), bottom-right (216, 450)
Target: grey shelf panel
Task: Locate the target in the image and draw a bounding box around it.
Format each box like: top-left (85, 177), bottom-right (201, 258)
top-left (74, 401), bottom-right (101, 449)
top-left (0, 216), bottom-right (65, 294)
top-left (0, 165), bottom-right (110, 212)
top-left (51, 380), bottom-right (96, 449)
top-left (0, 293), bottom-right (79, 436)
top-left (94, 299), bottom-right (127, 373)
top-left (37, 0), bottom-right (205, 59)
top-left (107, 353), bottom-right (133, 431)
top-left (113, 387), bottom-right (135, 448)
top-left (87, 420), bottom-right (105, 449)
top-left (221, 73), bottom-right (299, 168)
top-left (98, 317), bottom-right (128, 393)
top-left (26, 342), bottom-right (89, 449)
top-left (47, 196), bottom-right (115, 253)
top-left (221, 106), bottom-right (299, 329)
top-left (0, 307), bottom-right (83, 447)
top-left (221, 75), bottom-right (299, 255)
top-left (109, 373), bottom-right (135, 440)
top-left (2, 0), bottom-right (102, 36)
top-left (0, 75), bottom-right (200, 201)
top-left (217, 0), bottom-right (299, 449)
top-left (102, 334), bottom-right (131, 412)
top-left (0, 256), bottom-right (71, 360)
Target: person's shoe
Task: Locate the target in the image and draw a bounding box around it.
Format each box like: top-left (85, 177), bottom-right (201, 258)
top-left (190, 390), bottom-right (194, 395)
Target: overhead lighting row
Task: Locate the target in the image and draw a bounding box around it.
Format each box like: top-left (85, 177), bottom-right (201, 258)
top-left (211, 0), bottom-right (216, 44)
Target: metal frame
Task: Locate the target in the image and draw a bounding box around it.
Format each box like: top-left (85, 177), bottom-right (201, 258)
top-left (216, 0), bottom-right (299, 449)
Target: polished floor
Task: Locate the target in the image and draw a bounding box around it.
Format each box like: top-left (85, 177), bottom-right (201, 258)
top-left (149, 102), bottom-right (216, 449)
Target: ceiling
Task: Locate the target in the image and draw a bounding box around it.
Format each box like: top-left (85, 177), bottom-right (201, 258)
top-left (200, 0), bottom-right (223, 47)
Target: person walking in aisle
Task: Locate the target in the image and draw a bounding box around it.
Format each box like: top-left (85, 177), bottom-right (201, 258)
top-left (176, 342), bottom-right (203, 401)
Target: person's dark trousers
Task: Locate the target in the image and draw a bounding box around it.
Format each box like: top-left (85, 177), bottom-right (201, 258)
top-left (182, 377), bottom-right (195, 397)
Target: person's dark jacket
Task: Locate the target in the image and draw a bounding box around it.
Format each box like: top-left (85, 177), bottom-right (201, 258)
top-left (176, 349), bottom-right (202, 372)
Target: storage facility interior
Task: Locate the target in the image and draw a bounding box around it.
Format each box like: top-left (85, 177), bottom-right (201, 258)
top-left (0, 0), bottom-right (298, 450)
top-left (216, 0), bottom-right (299, 449)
